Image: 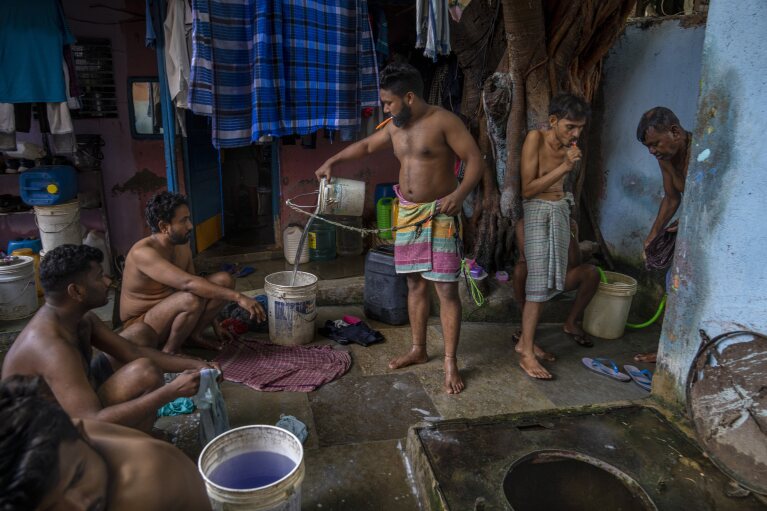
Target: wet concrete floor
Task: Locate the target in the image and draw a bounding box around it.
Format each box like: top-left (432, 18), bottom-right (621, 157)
top-left (0, 257), bottom-right (673, 511)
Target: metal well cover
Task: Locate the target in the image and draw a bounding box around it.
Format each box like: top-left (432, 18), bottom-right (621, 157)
top-left (687, 330), bottom-right (767, 494)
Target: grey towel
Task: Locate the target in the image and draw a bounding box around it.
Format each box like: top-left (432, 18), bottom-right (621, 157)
top-left (523, 194), bottom-right (574, 302)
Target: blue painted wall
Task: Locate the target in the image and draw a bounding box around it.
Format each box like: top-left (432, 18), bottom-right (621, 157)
top-left (593, 18), bottom-right (706, 268)
top-left (654, 1), bottom-right (767, 407)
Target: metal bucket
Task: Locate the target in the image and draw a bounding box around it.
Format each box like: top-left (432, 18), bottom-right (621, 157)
top-left (318, 177), bottom-right (365, 216)
top-left (264, 271), bottom-right (318, 345)
top-left (198, 425), bottom-right (305, 511)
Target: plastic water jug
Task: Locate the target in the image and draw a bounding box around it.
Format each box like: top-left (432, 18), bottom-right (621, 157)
top-left (335, 216), bottom-right (364, 256)
top-left (83, 230), bottom-right (112, 277)
top-left (283, 225), bottom-right (310, 265)
top-left (20, 165), bottom-right (78, 206)
top-left (308, 220), bottom-right (336, 261)
top-left (7, 238), bottom-right (42, 255)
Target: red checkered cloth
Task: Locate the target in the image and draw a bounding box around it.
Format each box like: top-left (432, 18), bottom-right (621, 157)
top-left (214, 338), bottom-right (351, 392)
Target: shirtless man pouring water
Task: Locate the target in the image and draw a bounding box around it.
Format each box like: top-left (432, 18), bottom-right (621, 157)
top-left (315, 63), bottom-right (485, 393)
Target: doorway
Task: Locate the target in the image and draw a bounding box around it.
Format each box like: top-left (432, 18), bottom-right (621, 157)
top-left (219, 143), bottom-right (276, 251)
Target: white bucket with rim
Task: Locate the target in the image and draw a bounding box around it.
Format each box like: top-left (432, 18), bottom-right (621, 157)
top-left (34, 199), bottom-right (82, 252)
top-left (0, 255), bottom-right (38, 320)
top-left (583, 271), bottom-right (638, 340)
top-left (264, 271), bottom-right (318, 345)
top-left (318, 177), bottom-right (365, 216)
top-left (198, 425), bottom-right (305, 511)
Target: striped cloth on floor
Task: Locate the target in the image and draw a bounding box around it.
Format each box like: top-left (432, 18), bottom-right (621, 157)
top-left (188, 0), bottom-right (379, 148)
top-left (214, 338), bottom-right (351, 392)
top-left (393, 185), bottom-right (462, 283)
top-left (523, 193), bottom-right (574, 302)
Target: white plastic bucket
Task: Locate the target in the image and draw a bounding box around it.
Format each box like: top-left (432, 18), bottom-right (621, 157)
top-left (583, 271), bottom-right (638, 340)
top-left (198, 425), bottom-right (305, 511)
top-left (264, 271), bottom-right (318, 345)
top-left (282, 226), bottom-right (310, 265)
top-left (318, 177), bottom-right (365, 216)
top-left (0, 256), bottom-right (38, 320)
top-left (34, 200), bottom-right (82, 252)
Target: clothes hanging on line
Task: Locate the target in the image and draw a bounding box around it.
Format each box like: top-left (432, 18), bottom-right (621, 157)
top-left (416, 0), bottom-right (451, 61)
top-left (188, 0), bottom-right (379, 148)
top-left (0, 0), bottom-right (75, 103)
top-left (0, 102), bottom-right (77, 153)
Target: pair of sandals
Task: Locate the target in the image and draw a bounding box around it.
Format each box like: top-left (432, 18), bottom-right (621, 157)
top-left (582, 357), bottom-right (653, 391)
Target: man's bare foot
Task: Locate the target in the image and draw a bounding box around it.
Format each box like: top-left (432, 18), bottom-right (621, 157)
top-left (513, 334), bottom-right (556, 362)
top-left (518, 353), bottom-right (553, 380)
top-left (563, 322), bottom-right (594, 348)
top-left (444, 356), bottom-right (464, 394)
top-left (388, 344), bottom-right (428, 370)
top-left (634, 352), bottom-right (657, 363)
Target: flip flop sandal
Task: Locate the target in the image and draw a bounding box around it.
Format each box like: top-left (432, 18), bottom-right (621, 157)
top-left (566, 331), bottom-right (594, 347)
top-left (582, 357), bottom-right (631, 382)
top-left (234, 266), bottom-right (255, 278)
top-left (623, 365), bottom-right (653, 391)
top-left (220, 263), bottom-right (238, 274)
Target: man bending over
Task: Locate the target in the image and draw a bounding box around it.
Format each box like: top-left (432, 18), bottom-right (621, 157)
top-left (517, 93), bottom-right (600, 380)
top-left (2, 244), bottom-right (213, 432)
top-left (120, 191), bottom-right (265, 353)
top-left (315, 63), bottom-right (485, 394)
top-left (0, 375), bottom-right (212, 511)
top-left (634, 107), bottom-right (691, 364)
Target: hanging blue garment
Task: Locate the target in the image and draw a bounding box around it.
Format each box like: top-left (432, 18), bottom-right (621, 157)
top-left (0, 0), bottom-right (75, 103)
top-left (188, 0), bottom-right (379, 148)
top-left (193, 368), bottom-right (230, 445)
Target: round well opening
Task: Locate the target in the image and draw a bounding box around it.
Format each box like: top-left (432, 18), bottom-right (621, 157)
top-left (504, 450), bottom-right (656, 511)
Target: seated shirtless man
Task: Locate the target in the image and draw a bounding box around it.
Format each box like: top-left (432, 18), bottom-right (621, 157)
top-left (2, 244), bottom-right (214, 432)
top-left (0, 375), bottom-right (212, 511)
top-left (517, 93), bottom-right (600, 380)
top-left (121, 191), bottom-right (265, 353)
top-left (315, 63), bottom-right (485, 394)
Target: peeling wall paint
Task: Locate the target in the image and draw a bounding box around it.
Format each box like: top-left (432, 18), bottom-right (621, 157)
top-left (653, 0), bottom-right (767, 408)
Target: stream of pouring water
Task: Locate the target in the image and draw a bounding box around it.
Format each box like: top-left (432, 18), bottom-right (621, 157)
top-left (290, 207), bottom-right (317, 286)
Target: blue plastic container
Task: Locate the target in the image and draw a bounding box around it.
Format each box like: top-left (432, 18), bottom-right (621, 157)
top-left (7, 238), bottom-right (42, 254)
top-left (19, 165), bottom-right (78, 206)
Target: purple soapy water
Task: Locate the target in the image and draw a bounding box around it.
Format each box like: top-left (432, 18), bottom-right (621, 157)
top-left (209, 451), bottom-right (296, 489)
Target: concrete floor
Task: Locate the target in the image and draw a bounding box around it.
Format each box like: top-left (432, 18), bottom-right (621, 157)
top-left (0, 257), bottom-right (663, 511)
top-left (157, 305), bottom-right (659, 510)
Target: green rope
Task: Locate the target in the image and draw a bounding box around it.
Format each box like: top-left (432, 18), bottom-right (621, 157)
top-left (596, 266), bottom-right (666, 329)
top-left (461, 259), bottom-right (486, 306)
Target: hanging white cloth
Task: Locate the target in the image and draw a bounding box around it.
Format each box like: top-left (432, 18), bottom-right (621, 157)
top-left (164, 0), bottom-right (192, 136)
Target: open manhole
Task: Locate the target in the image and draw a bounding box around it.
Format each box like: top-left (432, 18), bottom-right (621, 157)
top-left (503, 450), bottom-right (657, 511)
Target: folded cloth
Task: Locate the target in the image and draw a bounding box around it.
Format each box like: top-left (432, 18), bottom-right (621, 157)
top-left (393, 185), bottom-right (462, 282)
top-left (318, 320), bottom-right (385, 347)
top-left (523, 193), bottom-right (574, 302)
top-left (276, 414), bottom-right (308, 444)
top-left (645, 222), bottom-right (677, 270)
top-left (215, 338), bottom-right (351, 392)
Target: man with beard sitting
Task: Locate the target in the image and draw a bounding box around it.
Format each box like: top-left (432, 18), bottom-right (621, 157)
top-left (120, 192), bottom-right (265, 354)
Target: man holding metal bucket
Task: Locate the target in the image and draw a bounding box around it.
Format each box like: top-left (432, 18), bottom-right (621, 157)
top-left (315, 63), bottom-right (485, 394)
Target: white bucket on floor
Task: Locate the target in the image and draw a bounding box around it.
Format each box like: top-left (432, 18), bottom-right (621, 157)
top-left (199, 425), bottom-right (305, 511)
top-left (318, 177), bottom-right (365, 216)
top-left (264, 271), bottom-right (318, 345)
top-left (0, 256), bottom-right (38, 320)
top-left (34, 199), bottom-right (82, 252)
top-left (583, 271), bottom-right (638, 340)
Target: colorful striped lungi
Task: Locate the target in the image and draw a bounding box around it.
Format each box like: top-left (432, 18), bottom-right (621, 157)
top-left (393, 185), bottom-right (462, 283)
top-left (523, 193), bottom-right (574, 302)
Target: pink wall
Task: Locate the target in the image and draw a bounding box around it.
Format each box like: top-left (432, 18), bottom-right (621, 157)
top-left (1, 0), bottom-right (166, 256)
top-left (278, 136), bottom-right (400, 236)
